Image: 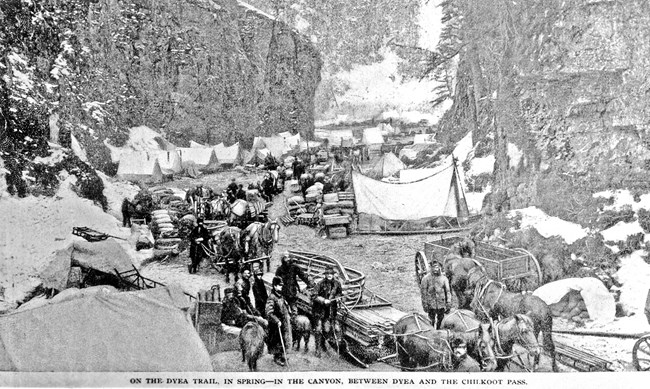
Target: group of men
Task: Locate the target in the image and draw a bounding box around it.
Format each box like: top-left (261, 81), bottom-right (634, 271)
top-left (220, 252), bottom-right (342, 366)
top-left (419, 261), bottom-right (481, 372)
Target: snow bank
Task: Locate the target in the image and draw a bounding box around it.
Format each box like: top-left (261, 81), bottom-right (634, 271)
top-left (600, 220), bottom-right (644, 242)
top-left (510, 206), bottom-right (589, 244)
top-left (467, 155), bottom-right (495, 177)
top-left (98, 171), bottom-right (140, 220)
top-left (104, 126), bottom-right (175, 163)
top-left (594, 189), bottom-right (650, 212)
top-left (0, 175), bottom-right (130, 305)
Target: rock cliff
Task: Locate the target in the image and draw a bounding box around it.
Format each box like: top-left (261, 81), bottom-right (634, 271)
top-left (0, 0), bottom-right (321, 188)
top-left (436, 0), bottom-right (650, 222)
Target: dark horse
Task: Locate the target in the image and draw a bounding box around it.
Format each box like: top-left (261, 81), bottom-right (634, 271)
top-left (393, 313), bottom-right (497, 372)
top-left (242, 219), bottom-right (281, 272)
top-left (441, 309), bottom-right (541, 371)
top-left (217, 226), bottom-right (243, 283)
top-left (466, 268), bottom-right (558, 372)
top-left (442, 238), bottom-right (478, 308)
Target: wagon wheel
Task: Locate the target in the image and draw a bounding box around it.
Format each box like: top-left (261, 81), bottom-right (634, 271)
top-left (633, 334), bottom-right (650, 371)
top-left (415, 251), bottom-right (430, 285)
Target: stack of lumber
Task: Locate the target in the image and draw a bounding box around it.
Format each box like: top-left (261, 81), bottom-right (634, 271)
top-left (151, 209), bottom-right (181, 251)
top-left (549, 290), bottom-right (590, 323)
top-left (321, 191), bottom-right (355, 239)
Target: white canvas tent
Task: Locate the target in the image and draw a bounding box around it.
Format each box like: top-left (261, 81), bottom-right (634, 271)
top-left (353, 160), bottom-right (469, 231)
top-left (243, 148), bottom-right (270, 165)
top-left (189, 140), bottom-right (209, 148)
top-left (362, 127), bottom-right (385, 145)
top-left (363, 152), bottom-right (406, 179)
top-left (177, 148), bottom-right (219, 172)
top-left (116, 151), bottom-right (163, 183)
top-left (150, 150), bottom-right (182, 176)
top-left (258, 136), bottom-right (292, 159)
top-left (213, 142), bottom-right (242, 166)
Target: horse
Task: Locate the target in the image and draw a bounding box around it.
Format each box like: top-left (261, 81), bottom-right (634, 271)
top-left (211, 195), bottom-right (231, 221)
top-left (242, 219), bottom-right (281, 272)
top-left (467, 268), bottom-right (558, 372)
top-left (216, 226), bottom-right (243, 283)
top-left (393, 313), bottom-right (497, 372)
top-left (229, 198), bottom-right (252, 228)
top-left (440, 309), bottom-right (541, 371)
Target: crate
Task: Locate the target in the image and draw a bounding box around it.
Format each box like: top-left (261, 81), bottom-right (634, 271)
top-left (323, 215), bottom-right (350, 226)
top-left (328, 226), bottom-right (348, 239)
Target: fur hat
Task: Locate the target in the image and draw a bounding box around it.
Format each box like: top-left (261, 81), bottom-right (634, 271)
top-left (272, 276), bottom-right (284, 287)
top-left (451, 338), bottom-right (466, 349)
top-left (324, 266), bottom-right (335, 275)
top-left (224, 287), bottom-right (234, 295)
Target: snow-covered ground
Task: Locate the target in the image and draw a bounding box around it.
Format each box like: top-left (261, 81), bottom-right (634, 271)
top-left (510, 206), bottom-right (590, 245)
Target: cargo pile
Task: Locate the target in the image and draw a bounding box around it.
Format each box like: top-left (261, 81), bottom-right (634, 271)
top-left (321, 192), bottom-right (355, 239)
top-left (150, 209), bottom-right (181, 252)
top-left (549, 289), bottom-right (590, 324)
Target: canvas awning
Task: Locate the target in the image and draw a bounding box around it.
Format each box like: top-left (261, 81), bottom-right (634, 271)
top-left (352, 161), bottom-right (468, 221)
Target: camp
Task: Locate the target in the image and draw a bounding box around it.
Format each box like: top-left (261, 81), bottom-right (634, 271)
top-left (116, 151), bottom-right (163, 183)
top-left (213, 142), bottom-right (243, 167)
top-left (361, 152), bottom-right (406, 180)
top-left (150, 150), bottom-right (182, 176)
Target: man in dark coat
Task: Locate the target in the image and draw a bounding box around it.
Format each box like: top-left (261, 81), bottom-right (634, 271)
top-left (188, 218), bottom-right (212, 274)
top-left (221, 287), bottom-right (251, 327)
top-left (236, 184), bottom-right (247, 200)
top-left (275, 252), bottom-right (313, 315)
top-left (265, 276), bottom-right (292, 366)
top-left (451, 338), bottom-right (481, 372)
top-left (312, 266), bottom-right (343, 357)
top-left (235, 269), bottom-right (253, 309)
top-left (252, 270), bottom-right (268, 317)
top-left (227, 178), bottom-right (239, 197)
top-left (420, 261), bottom-right (451, 329)
top-left (121, 198), bottom-right (132, 227)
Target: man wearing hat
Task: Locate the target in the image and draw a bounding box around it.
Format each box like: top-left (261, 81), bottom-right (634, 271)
top-left (451, 338), bottom-right (480, 372)
top-left (265, 276), bottom-right (292, 366)
top-left (420, 261), bottom-right (451, 329)
top-left (312, 266), bottom-right (343, 357)
top-left (188, 218), bottom-right (212, 274)
top-left (221, 287), bottom-right (251, 327)
top-left (275, 252), bottom-right (313, 316)
top-left (252, 270), bottom-right (268, 317)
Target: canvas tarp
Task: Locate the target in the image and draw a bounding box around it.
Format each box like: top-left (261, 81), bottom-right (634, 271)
top-left (213, 142), bottom-right (242, 165)
top-left (0, 287), bottom-right (212, 371)
top-left (362, 127), bottom-right (385, 145)
top-left (533, 277), bottom-right (616, 324)
top-left (39, 239), bottom-right (134, 291)
top-left (352, 162), bottom-right (469, 221)
top-left (177, 148), bottom-right (219, 171)
top-left (151, 150), bottom-right (182, 175)
top-left (363, 152), bottom-right (405, 179)
top-left (116, 151), bottom-right (163, 183)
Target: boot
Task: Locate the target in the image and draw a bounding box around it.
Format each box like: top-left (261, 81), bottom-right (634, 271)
top-left (314, 334), bottom-right (322, 357)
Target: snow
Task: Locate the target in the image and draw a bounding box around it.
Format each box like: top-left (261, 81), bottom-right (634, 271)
top-left (467, 154), bottom-right (495, 177)
top-left (465, 186), bottom-right (490, 214)
top-left (594, 189), bottom-right (650, 212)
top-left (507, 142), bottom-right (523, 168)
top-left (417, 0), bottom-right (443, 51)
top-left (0, 175), bottom-right (130, 306)
top-left (510, 206), bottom-right (589, 244)
top-left (97, 171), bottom-right (140, 220)
top-left (600, 220), bottom-right (644, 242)
top-left (32, 146), bottom-right (66, 165)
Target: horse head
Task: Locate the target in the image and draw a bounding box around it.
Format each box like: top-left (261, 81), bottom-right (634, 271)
top-left (475, 323), bottom-right (498, 372)
top-left (512, 313), bottom-right (541, 357)
top-left (264, 218), bottom-right (281, 244)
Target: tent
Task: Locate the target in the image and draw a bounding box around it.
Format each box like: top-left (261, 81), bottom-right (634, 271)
top-left (315, 128), bottom-right (355, 148)
top-left (213, 142), bottom-right (242, 166)
top-left (533, 278), bottom-right (616, 324)
top-left (190, 140), bottom-right (209, 148)
top-left (243, 147), bottom-right (270, 165)
top-left (299, 140), bottom-right (323, 151)
top-left (177, 147), bottom-right (220, 172)
top-left (0, 287), bottom-right (213, 371)
top-left (116, 151), bottom-right (163, 183)
top-left (257, 136), bottom-right (292, 159)
top-left (379, 123), bottom-right (399, 136)
top-left (353, 160), bottom-right (469, 229)
top-left (363, 152), bottom-right (406, 179)
top-left (39, 239), bottom-right (134, 291)
top-left (413, 134), bottom-right (437, 144)
top-left (278, 132), bottom-right (301, 148)
top-left (151, 150), bottom-right (182, 176)
top-left (362, 127), bottom-right (385, 145)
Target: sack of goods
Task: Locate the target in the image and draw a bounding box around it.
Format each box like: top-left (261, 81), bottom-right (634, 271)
top-left (321, 202), bottom-right (339, 211)
top-left (287, 179), bottom-right (301, 193)
top-left (305, 192), bottom-right (320, 203)
top-left (338, 200), bottom-right (355, 209)
top-left (323, 193), bottom-right (339, 203)
top-left (340, 208), bottom-right (355, 216)
top-left (327, 226), bottom-right (348, 239)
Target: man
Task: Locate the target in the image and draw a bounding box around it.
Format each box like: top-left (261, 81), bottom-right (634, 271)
top-left (322, 177), bottom-right (334, 194)
top-left (121, 198), bottom-right (132, 227)
top-left (275, 252), bottom-right (313, 315)
top-left (312, 266), bottom-right (343, 357)
top-left (265, 276), bottom-right (292, 366)
top-left (221, 287), bottom-right (262, 328)
top-left (420, 261), bottom-right (451, 329)
top-left (188, 218), bottom-right (212, 274)
top-left (235, 269), bottom-right (253, 309)
top-left (236, 184), bottom-right (247, 200)
top-left (252, 270), bottom-right (268, 317)
top-left (451, 338), bottom-right (481, 372)
top-left (276, 165), bottom-right (286, 194)
top-left (227, 178), bottom-right (239, 198)
top-left (234, 277), bottom-right (260, 316)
